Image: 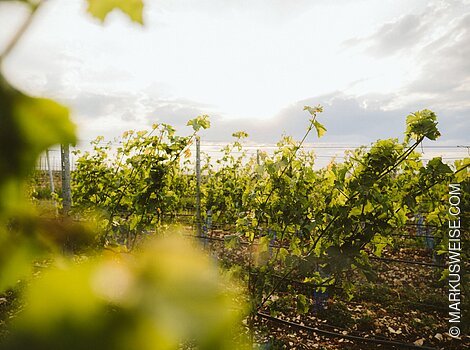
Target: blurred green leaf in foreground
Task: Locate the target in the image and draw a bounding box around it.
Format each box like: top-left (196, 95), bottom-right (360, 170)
top-left (86, 0), bottom-right (145, 24)
top-left (1, 236), bottom-right (247, 350)
top-left (1, 1), bottom-right (247, 349)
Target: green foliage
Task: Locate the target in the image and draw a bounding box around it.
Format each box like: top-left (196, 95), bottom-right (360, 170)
top-left (265, 290), bottom-right (310, 316)
top-left (72, 120), bottom-right (208, 246)
top-left (203, 134), bottom-right (252, 225)
top-left (405, 109), bottom-right (440, 143)
top-left (2, 0), bottom-right (468, 342)
top-left (296, 294), bottom-right (309, 314)
top-left (0, 2), bottom-right (249, 349)
top-left (2, 237), bottom-right (247, 350)
top-left (0, 71), bottom-right (77, 292)
top-left (195, 107), bottom-right (468, 316)
top-left (86, 0), bottom-right (144, 24)
top-left (304, 105), bottom-right (326, 138)
top-left (72, 117), bottom-right (209, 248)
top-left (187, 114), bottom-right (211, 132)
top-left (232, 131), bottom-right (249, 139)
top-left (0, 75), bottom-right (76, 212)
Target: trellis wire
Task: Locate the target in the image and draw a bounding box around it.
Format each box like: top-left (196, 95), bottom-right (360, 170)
top-left (257, 312), bottom-right (439, 350)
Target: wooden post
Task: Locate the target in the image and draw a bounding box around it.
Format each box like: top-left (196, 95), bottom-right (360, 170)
top-left (60, 144), bottom-right (72, 214)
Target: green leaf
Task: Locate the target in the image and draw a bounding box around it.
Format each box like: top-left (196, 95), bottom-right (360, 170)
top-left (278, 248), bottom-right (289, 262)
top-left (86, 0), bottom-right (144, 24)
top-left (232, 131), bottom-right (248, 139)
top-left (187, 115), bottom-right (211, 132)
top-left (258, 235), bottom-right (270, 253)
top-left (426, 157), bottom-right (452, 176)
top-left (342, 281), bottom-right (355, 300)
top-left (0, 239), bottom-right (37, 292)
top-left (393, 209), bottom-right (407, 226)
top-left (296, 294), bottom-right (309, 314)
top-left (303, 105), bottom-right (323, 117)
top-left (4, 237), bottom-right (247, 349)
top-left (370, 235), bottom-right (391, 257)
top-left (0, 75), bottom-right (76, 198)
top-left (348, 206), bottom-right (362, 217)
top-left (312, 120), bottom-right (327, 138)
top-left (15, 95), bottom-right (76, 149)
top-left (405, 109), bottom-right (440, 143)
top-left (303, 105), bottom-right (326, 138)
top-left (454, 158), bottom-right (470, 183)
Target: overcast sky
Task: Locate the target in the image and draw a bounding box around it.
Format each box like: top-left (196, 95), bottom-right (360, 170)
top-left (1, 0), bottom-right (469, 164)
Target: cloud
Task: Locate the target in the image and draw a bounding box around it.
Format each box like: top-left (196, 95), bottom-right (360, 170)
top-left (152, 0), bottom-right (317, 21)
top-left (58, 88), bottom-right (219, 139)
top-left (63, 87), bottom-right (469, 148)
top-left (225, 93), bottom-right (402, 144)
top-left (205, 92), bottom-right (470, 146)
top-left (354, 14), bottom-right (430, 57)
top-left (406, 13), bottom-right (470, 104)
top-left (342, 0), bottom-right (470, 116)
top-left (3, 0), bottom-right (468, 153)
top-left (343, 1), bottom-right (469, 57)
top-left (146, 98), bottom-right (213, 127)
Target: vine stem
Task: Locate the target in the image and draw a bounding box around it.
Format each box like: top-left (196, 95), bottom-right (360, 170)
top-left (259, 123), bottom-right (314, 209)
top-left (375, 137), bottom-right (423, 181)
top-left (0, 1), bottom-right (42, 65)
top-left (246, 114), bottom-right (318, 343)
top-left (257, 137), bottom-right (428, 311)
top-left (102, 127), bottom-right (160, 241)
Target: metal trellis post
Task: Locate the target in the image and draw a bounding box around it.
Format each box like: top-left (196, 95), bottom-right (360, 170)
top-left (60, 144), bottom-right (72, 214)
